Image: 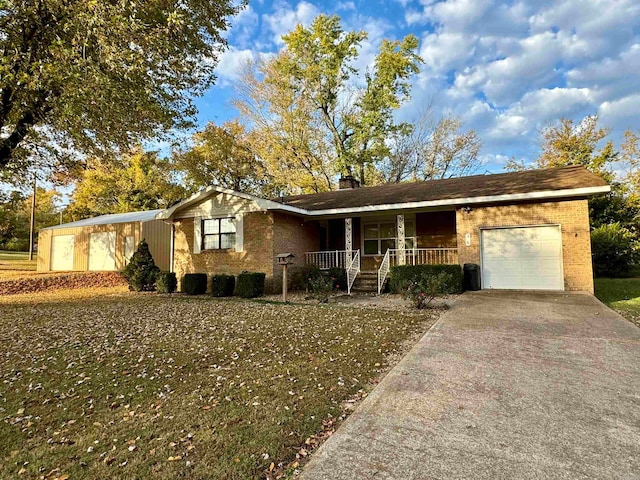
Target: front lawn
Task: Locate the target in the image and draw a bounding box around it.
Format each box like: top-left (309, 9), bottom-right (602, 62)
top-left (0, 250), bottom-right (37, 274)
top-left (594, 277), bottom-right (640, 328)
top-left (0, 289), bottom-right (437, 479)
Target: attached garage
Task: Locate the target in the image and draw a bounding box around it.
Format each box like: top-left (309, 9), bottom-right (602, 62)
top-left (50, 235), bottom-right (75, 271)
top-left (481, 225), bottom-right (564, 290)
top-left (37, 210), bottom-right (173, 273)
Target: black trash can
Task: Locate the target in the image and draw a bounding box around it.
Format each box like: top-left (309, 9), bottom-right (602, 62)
top-left (463, 263), bottom-right (481, 291)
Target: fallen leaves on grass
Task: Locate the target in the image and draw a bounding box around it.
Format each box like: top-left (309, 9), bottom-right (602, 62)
top-left (0, 291), bottom-right (438, 479)
top-left (0, 271), bottom-right (127, 295)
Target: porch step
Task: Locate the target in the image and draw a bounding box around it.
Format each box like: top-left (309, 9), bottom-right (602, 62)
top-left (350, 272), bottom-right (379, 293)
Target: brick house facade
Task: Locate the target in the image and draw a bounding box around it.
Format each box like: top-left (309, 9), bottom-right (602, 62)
top-left (155, 166), bottom-right (609, 294)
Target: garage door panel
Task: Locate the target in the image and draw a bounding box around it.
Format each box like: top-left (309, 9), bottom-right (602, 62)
top-left (51, 235), bottom-right (74, 271)
top-left (481, 226), bottom-right (563, 291)
top-left (89, 232), bottom-right (116, 271)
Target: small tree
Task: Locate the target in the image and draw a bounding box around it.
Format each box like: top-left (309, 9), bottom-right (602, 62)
top-left (122, 239), bottom-right (160, 291)
top-left (591, 223), bottom-right (639, 278)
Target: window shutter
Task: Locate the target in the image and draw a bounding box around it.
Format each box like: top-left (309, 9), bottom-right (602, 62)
top-left (235, 214), bottom-right (244, 252)
top-left (193, 217), bottom-right (202, 254)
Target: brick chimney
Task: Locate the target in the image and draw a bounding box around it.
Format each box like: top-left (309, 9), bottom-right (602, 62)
top-left (339, 175), bottom-right (360, 190)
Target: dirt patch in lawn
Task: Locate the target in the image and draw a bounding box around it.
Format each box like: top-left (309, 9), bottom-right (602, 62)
top-left (0, 290), bottom-right (440, 479)
top-left (0, 271), bottom-right (127, 295)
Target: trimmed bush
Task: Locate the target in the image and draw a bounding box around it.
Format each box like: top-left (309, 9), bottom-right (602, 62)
top-left (211, 274), bottom-right (236, 297)
top-left (404, 271), bottom-right (454, 309)
top-left (235, 272), bottom-right (266, 298)
top-left (591, 223), bottom-right (640, 277)
top-left (183, 273), bottom-right (208, 295)
top-left (156, 272), bottom-right (177, 294)
top-left (389, 264), bottom-right (463, 294)
top-left (327, 267), bottom-right (347, 291)
top-left (122, 239), bottom-right (160, 291)
top-left (290, 264), bottom-right (322, 291)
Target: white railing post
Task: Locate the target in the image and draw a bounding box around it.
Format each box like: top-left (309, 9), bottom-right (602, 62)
top-left (377, 249), bottom-right (391, 295)
top-left (346, 249), bottom-right (360, 295)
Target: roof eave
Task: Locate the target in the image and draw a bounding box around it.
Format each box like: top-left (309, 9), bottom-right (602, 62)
top-left (292, 185), bottom-right (611, 216)
top-left (155, 185), bottom-right (307, 220)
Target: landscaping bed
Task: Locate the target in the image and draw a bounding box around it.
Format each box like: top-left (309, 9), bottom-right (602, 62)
top-left (0, 289), bottom-right (439, 479)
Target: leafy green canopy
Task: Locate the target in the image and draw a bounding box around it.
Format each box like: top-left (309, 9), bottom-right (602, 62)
top-left (235, 14), bottom-right (422, 189)
top-left (0, 0), bottom-right (241, 173)
top-left (65, 149), bottom-right (185, 220)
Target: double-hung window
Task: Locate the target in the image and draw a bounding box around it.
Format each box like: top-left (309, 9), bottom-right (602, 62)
top-left (203, 217), bottom-right (236, 250)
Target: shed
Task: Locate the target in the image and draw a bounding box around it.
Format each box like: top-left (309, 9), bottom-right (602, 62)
top-left (37, 210), bottom-right (172, 272)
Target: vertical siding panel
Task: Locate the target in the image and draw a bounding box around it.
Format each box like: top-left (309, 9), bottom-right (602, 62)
top-left (142, 219), bottom-right (172, 271)
top-left (37, 230), bottom-right (52, 271)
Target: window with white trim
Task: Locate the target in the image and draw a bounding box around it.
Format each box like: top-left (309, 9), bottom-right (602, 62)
top-left (363, 220), bottom-right (415, 255)
top-left (202, 217), bottom-right (236, 250)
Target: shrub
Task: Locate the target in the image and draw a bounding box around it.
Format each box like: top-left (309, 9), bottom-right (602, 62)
top-left (183, 273), bottom-right (208, 295)
top-left (289, 264), bottom-right (323, 291)
top-left (591, 223), bottom-right (640, 277)
top-left (122, 239), bottom-right (160, 291)
top-left (235, 272), bottom-right (266, 298)
top-left (403, 271), bottom-right (454, 309)
top-left (308, 274), bottom-right (334, 303)
top-left (389, 264), bottom-right (463, 294)
top-left (156, 271), bottom-right (177, 294)
top-left (211, 274), bottom-right (235, 297)
top-left (327, 267), bottom-right (347, 291)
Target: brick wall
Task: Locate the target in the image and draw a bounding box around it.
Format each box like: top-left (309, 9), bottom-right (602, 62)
top-left (272, 213), bottom-right (321, 290)
top-left (172, 211), bottom-right (320, 293)
top-left (456, 199), bottom-right (594, 293)
top-left (173, 211), bottom-right (275, 291)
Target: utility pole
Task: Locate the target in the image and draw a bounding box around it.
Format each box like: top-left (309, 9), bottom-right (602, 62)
top-left (28, 174), bottom-right (37, 261)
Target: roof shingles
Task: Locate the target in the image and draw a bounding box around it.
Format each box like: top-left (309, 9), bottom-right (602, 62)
top-left (278, 166), bottom-right (608, 211)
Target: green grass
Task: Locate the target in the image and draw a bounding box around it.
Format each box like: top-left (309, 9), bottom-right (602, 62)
top-left (0, 250), bottom-right (36, 272)
top-left (594, 277), bottom-right (640, 328)
top-left (0, 289), bottom-right (437, 479)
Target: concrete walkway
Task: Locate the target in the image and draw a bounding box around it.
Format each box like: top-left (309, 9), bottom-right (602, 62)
top-left (301, 291), bottom-right (640, 480)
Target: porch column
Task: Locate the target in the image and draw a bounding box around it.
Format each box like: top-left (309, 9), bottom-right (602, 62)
top-left (345, 218), bottom-right (352, 252)
top-left (397, 214), bottom-right (406, 265)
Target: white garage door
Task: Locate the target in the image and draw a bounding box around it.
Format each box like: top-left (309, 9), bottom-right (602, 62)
top-left (89, 232), bottom-right (117, 271)
top-left (51, 235), bottom-right (75, 271)
top-left (481, 226), bottom-right (564, 290)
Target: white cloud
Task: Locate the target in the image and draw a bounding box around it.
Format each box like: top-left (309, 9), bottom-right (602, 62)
top-left (215, 47), bottom-right (257, 85)
top-left (599, 94), bottom-right (640, 131)
top-left (263, 1), bottom-right (320, 45)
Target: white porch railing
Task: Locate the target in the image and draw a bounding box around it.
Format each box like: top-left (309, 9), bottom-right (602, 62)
top-left (377, 249), bottom-right (391, 295)
top-left (389, 248), bottom-right (458, 267)
top-left (346, 250), bottom-right (360, 295)
top-left (304, 250), bottom-right (356, 270)
top-left (377, 248), bottom-right (458, 294)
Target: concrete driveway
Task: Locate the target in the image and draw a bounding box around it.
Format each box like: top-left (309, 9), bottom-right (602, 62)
top-left (302, 291), bottom-right (640, 480)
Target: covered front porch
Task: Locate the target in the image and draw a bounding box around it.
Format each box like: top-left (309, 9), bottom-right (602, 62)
top-left (303, 210), bottom-right (459, 293)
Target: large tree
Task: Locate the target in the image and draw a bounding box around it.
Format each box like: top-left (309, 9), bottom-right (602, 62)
top-left (531, 115), bottom-right (638, 229)
top-left (0, 0), bottom-right (241, 174)
top-left (172, 120), bottom-right (272, 195)
top-left (235, 15), bottom-right (422, 190)
top-left (536, 115), bottom-right (616, 181)
top-left (381, 108), bottom-right (482, 183)
top-left (0, 187), bottom-right (61, 250)
top-left (65, 149), bottom-right (185, 220)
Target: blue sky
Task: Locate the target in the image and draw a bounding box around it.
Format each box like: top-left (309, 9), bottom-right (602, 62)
top-left (192, 0), bottom-right (640, 173)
